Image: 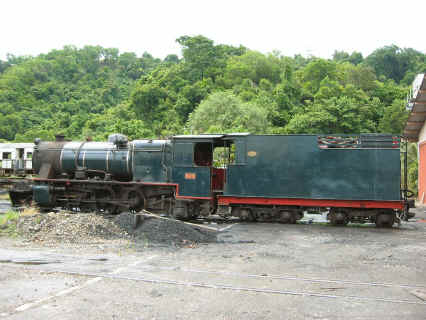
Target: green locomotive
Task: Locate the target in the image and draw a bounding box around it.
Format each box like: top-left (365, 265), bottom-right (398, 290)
top-left (24, 133), bottom-right (413, 227)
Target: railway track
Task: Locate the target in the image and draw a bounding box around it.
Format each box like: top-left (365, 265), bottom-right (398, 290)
top-left (34, 268), bottom-right (426, 306)
top-left (135, 264), bottom-right (426, 290)
top-left (4, 261), bottom-right (425, 306)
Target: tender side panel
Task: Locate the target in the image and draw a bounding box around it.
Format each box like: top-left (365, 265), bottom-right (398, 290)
top-left (224, 135), bottom-right (401, 201)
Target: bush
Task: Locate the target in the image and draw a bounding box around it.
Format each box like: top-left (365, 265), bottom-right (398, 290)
top-left (0, 211), bottom-right (20, 236)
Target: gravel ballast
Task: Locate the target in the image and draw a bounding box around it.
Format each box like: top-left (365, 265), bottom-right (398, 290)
top-left (16, 211), bottom-right (217, 246)
top-left (114, 213), bottom-right (217, 245)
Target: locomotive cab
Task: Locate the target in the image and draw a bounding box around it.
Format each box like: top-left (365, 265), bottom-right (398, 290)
top-left (170, 134), bottom-right (249, 218)
top-left (172, 135), bottom-right (223, 198)
top-left (171, 134), bottom-right (248, 196)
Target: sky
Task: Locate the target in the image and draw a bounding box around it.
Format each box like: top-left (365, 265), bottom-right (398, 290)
top-left (1, 0), bottom-right (426, 60)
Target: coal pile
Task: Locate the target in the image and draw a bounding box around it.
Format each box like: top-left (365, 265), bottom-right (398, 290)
top-left (114, 213), bottom-right (217, 246)
top-left (17, 212), bottom-right (130, 244)
top-left (16, 211), bottom-right (217, 246)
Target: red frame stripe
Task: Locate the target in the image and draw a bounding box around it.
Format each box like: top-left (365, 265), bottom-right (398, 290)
top-left (217, 196), bottom-right (404, 210)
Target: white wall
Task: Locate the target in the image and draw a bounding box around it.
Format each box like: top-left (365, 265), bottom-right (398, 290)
top-left (419, 122), bottom-right (426, 144)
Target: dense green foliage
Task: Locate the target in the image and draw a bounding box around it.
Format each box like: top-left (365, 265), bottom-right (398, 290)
top-left (1, 37), bottom-right (424, 142)
top-left (1, 37), bottom-right (423, 193)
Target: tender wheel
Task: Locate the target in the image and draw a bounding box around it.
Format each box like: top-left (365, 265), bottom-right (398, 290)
top-left (375, 212), bottom-right (395, 228)
top-left (188, 202), bottom-right (201, 220)
top-left (232, 207), bottom-right (256, 222)
top-left (171, 200), bottom-right (199, 220)
top-left (279, 210), bottom-right (297, 224)
top-left (328, 210), bottom-right (349, 226)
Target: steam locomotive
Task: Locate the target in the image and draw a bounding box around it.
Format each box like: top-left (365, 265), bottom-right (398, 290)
top-left (13, 133), bottom-right (413, 227)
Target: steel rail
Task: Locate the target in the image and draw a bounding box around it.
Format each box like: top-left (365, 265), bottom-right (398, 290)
top-left (40, 268), bottom-right (426, 305)
top-left (135, 265), bottom-right (426, 290)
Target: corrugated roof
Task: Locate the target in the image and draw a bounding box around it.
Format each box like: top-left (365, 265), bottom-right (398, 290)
top-left (404, 74), bottom-right (426, 142)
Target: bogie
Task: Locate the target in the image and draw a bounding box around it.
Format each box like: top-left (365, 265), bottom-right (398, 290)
top-left (375, 212), bottom-right (396, 228)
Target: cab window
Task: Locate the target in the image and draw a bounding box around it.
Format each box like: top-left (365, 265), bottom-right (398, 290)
top-left (194, 142), bottom-right (212, 166)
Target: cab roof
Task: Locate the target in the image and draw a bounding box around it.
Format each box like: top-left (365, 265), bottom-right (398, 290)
top-left (172, 133), bottom-right (250, 140)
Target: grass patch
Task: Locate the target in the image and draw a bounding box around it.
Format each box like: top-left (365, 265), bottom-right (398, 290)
top-left (0, 210), bottom-right (20, 237)
top-left (21, 207), bottom-right (40, 216)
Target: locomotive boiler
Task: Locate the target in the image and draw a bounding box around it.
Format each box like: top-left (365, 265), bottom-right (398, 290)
top-left (21, 133), bottom-right (414, 228)
top-left (33, 134), bottom-right (134, 181)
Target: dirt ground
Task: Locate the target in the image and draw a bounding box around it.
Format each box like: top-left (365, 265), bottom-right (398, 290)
top-left (1, 207), bottom-right (426, 320)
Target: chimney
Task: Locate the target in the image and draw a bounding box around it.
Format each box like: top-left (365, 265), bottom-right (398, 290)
top-left (55, 134), bottom-right (65, 142)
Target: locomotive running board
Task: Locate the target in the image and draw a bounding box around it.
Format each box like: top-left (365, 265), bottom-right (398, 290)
top-left (217, 196), bottom-right (405, 210)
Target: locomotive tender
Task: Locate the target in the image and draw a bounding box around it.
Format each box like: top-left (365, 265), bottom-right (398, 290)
top-left (27, 133), bottom-right (412, 227)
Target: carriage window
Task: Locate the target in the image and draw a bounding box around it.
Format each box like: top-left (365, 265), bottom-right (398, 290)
top-left (194, 142), bottom-right (212, 166)
top-left (2, 152), bottom-right (11, 159)
top-left (26, 152), bottom-right (32, 159)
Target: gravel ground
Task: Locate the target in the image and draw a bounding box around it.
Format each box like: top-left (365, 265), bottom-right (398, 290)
top-left (17, 212), bottom-right (131, 244)
top-left (1, 207), bottom-right (425, 319)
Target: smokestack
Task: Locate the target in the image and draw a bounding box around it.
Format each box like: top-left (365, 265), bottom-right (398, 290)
top-left (55, 134), bottom-right (65, 142)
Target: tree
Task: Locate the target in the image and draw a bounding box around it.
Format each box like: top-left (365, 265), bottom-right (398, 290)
top-left (187, 91), bottom-right (270, 134)
top-left (337, 62), bottom-right (377, 92)
top-left (0, 114), bottom-right (23, 140)
top-left (130, 83), bottom-right (167, 121)
top-left (332, 50), bottom-right (350, 62)
top-left (333, 50), bottom-right (363, 65)
top-left (301, 59), bottom-right (338, 94)
top-left (177, 35), bottom-right (217, 80)
top-left (176, 81), bottom-right (210, 120)
top-left (285, 96), bottom-right (377, 134)
top-left (372, 79), bottom-right (407, 106)
top-left (0, 60), bottom-right (11, 73)
top-left (14, 127), bottom-right (55, 142)
top-left (365, 45), bottom-right (425, 83)
top-left (0, 36), bottom-right (423, 148)
top-left (177, 35), bottom-right (246, 82)
top-left (314, 76), bottom-right (343, 101)
top-left (224, 51), bottom-right (281, 87)
top-left (407, 143), bottom-right (418, 195)
top-left (378, 99), bottom-right (409, 134)
top-left (348, 52), bottom-right (363, 65)
top-left (164, 54), bottom-right (180, 64)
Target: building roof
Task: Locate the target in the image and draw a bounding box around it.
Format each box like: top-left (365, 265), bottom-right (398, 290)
top-left (404, 73), bottom-right (426, 141)
top-left (0, 143), bottom-right (34, 149)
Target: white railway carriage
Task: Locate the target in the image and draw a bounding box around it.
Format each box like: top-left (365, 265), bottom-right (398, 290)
top-left (0, 143), bottom-right (34, 176)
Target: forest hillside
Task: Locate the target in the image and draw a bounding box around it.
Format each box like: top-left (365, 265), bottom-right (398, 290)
top-left (0, 36), bottom-right (425, 143)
